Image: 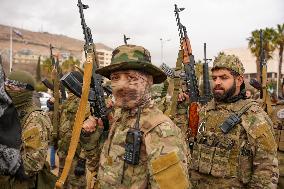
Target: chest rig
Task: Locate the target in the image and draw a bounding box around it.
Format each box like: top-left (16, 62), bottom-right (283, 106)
top-left (100, 106), bottom-right (173, 186)
top-left (190, 99), bottom-right (257, 179)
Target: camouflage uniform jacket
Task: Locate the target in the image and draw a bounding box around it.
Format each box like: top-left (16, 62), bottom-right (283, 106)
top-left (58, 94), bottom-right (81, 157)
top-left (20, 105), bottom-right (51, 177)
top-left (189, 98), bottom-right (278, 189)
top-left (83, 101), bottom-right (190, 189)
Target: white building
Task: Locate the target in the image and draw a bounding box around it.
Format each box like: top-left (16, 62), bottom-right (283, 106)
top-left (81, 43), bottom-right (113, 68)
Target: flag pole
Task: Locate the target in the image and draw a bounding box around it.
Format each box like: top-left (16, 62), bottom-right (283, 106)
top-left (9, 27), bottom-right (13, 73)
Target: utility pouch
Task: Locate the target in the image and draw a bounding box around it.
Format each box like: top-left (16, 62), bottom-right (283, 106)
top-left (190, 143), bottom-right (200, 171)
top-left (211, 136), bottom-right (234, 177)
top-left (198, 144), bottom-right (215, 174)
top-left (238, 142), bottom-right (253, 184)
top-left (211, 147), bottom-right (230, 177)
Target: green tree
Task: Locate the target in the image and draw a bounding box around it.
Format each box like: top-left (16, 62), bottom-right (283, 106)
top-left (61, 56), bottom-right (80, 73)
top-left (41, 58), bottom-right (53, 79)
top-left (247, 28), bottom-right (276, 81)
top-left (272, 23), bottom-right (284, 96)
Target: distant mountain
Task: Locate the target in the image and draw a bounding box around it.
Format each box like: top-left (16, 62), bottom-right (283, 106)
top-left (0, 24), bottom-right (112, 74)
top-left (0, 24), bottom-right (85, 59)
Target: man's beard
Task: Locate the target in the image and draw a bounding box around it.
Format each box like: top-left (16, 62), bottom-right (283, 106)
top-left (213, 80), bottom-right (236, 102)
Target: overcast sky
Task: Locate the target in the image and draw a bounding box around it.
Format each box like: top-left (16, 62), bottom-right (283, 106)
top-left (0, 0), bottom-right (283, 67)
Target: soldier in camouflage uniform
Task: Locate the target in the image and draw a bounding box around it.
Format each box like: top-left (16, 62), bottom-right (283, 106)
top-left (81, 44), bottom-right (190, 189)
top-left (271, 100), bottom-right (284, 189)
top-left (152, 79), bottom-right (170, 113)
top-left (189, 53), bottom-right (279, 188)
top-left (57, 90), bottom-right (88, 189)
top-left (4, 71), bottom-right (51, 188)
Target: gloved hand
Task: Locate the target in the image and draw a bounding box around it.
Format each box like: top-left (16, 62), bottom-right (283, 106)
top-left (74, 158), bottom-right (86, 176)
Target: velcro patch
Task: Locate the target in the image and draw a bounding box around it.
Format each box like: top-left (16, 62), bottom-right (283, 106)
top-left (252, 123), bottom-right (277, 152)
top-left (151, 152), bottom-right (190, 189)
top-left (22, 127), bottom-right (41, 149)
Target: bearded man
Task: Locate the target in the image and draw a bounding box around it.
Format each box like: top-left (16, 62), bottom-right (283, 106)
top-left (80, 44), bottom-right (190, 189)
top-left (189, 53), bottom-right (279, 188)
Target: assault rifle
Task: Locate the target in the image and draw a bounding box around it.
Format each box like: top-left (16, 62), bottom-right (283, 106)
top-left (77, 0), bottom-right (109, 130)
top-left (199, 43), bottom-right (212, 104)
top-left (56, 1), bottom-right (110, 188)
top-left (250, 30), bottom-right (272, 116)
top-left (174, 4), bottom-right (199, 138)
top-left (49, 44), bottom-right (61, 170)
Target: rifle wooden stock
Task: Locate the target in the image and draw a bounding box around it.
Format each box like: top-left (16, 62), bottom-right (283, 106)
top-left (181, 38), bottom-right (191, 64)
top-left (189, 102), bottom-right (199, 137)
top-left (55, 53), bottom-right (93, 189)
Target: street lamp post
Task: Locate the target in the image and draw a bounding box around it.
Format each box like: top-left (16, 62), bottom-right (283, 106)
top-left (160, 38), bottom-right (170, 64)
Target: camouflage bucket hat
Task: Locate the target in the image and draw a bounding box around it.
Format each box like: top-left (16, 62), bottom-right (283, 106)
top-left (212, 53), bottom-right (245, 75)
top-left (96, 44), bottom-right (167, 84)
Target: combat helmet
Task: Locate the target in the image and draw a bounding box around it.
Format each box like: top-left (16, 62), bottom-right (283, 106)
top-left (96, 44), bottom-right (167, 84)
top-left (212, 53), bottom-right (245, 75)
top-left (7, 70), bottom-right (35, 91)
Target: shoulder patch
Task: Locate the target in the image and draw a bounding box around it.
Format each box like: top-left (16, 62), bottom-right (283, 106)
top-left (22, 127), bottom-right (41, 149)
top-left (249, 123), bottom-right (277, 152)
top-left (151, 151), bottom-right (190, 189)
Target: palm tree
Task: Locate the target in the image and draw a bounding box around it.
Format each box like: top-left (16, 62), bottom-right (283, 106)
top-left (247, 28), bottom-right (276, 81)
top-left (272, 24), bottom-right (284, 96)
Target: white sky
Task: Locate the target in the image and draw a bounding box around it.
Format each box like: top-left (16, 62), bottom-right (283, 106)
top-left (0, 0), bottom-right (283, 67)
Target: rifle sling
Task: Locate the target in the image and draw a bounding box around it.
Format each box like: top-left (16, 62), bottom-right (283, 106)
top-left (55, 53), bottom-right (93, 189)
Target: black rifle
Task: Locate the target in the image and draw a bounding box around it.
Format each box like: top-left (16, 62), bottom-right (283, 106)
top-left (259, 30), bottom-right (265, 99)
top-left (77, 0), bottom-right (109, 132)
top-left (61, 70), bottom-right (112, 101)
top-left (174, 4), bottom-right (200, 137)
top-left (199, 43), bottom-right (212, 104)
top-left (174, 4), bottom-right (200, 103)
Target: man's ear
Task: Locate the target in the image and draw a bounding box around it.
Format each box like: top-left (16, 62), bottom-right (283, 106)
top-left (147, 75), bottom-right (153, 85)
top-left (236, 75), bottom-right (244, 87)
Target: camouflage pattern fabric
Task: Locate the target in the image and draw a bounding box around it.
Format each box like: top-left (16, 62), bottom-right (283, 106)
top-left (270, 102), bottom-right (284, 189)
top-left (96, 44), bottom-right (167, 84)
top-left (58, 93), bottom-right (88, 189)
top-left (189, 98), bottom-right (278, 189)
top-left (9, 105), bottom-right (51, 189)
top-left (212, 53), bottom-right (245, 75)
top-left (82, 101), bottom-right (190, 188)
top-left (172, 101), bottom-right (189, 136)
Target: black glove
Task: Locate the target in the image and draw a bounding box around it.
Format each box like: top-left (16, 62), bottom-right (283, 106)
top-left (74, 158), bottom-right (86, 176)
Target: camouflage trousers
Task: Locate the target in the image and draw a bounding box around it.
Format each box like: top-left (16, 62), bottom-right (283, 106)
top-left (58, 155), bottom-right (87, 189)
top-left (278, 151), bottom-right (284, 189)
